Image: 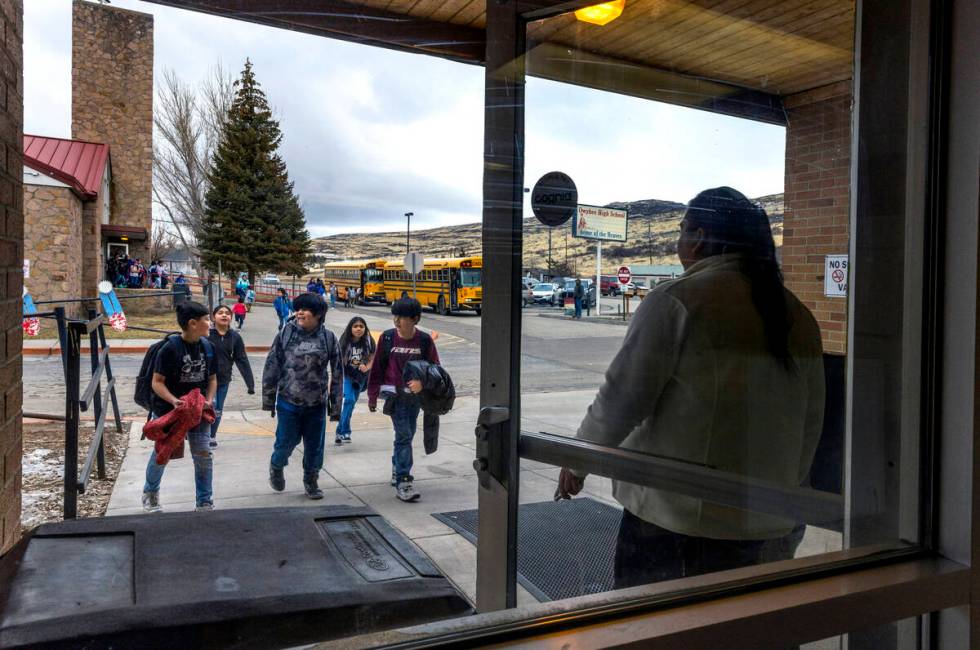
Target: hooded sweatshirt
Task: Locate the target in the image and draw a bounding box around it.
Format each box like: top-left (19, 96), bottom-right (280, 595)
top-left (262, 321), bottom-right (340, 409)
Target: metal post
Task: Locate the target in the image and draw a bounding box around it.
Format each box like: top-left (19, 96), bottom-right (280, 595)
top-left (87, 309), bottom-right (106, 479)
top-left (548, 227), bottom-right (552, 272)
top-left (596, 240), bottom-right (602, 316)
top-left (64, 323), bottom-right (80, 520)
top-left (218, 259), bottom-right (223, 307)
top-left (475, 0), bottom-right (524, 613)
top-left (405, 211), bottom-right (413, 253)
top-left (97, 318), bottom-right (123, 434)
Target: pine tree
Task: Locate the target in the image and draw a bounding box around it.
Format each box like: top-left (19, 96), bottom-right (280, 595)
top-left (200, 59), bottom-right (312, 281)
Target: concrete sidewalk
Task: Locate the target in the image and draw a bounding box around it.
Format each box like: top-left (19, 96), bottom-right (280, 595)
top-left (105, 390), bottom-right (617, 606)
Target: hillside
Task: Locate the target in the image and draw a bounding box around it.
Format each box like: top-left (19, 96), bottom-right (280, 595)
top-left (313, 194), bottom-right (784, 275)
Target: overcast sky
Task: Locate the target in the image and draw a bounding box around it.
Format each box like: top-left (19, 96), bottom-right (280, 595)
top-left (24, 0), bottom-right (786, 237)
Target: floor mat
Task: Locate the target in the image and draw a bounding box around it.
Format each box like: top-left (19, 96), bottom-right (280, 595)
top-left (433, 497), bottom-right (622, 602)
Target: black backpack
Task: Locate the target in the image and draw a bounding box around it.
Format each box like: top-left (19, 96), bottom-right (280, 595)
top-left (134, 335), bottom-right (214, 411)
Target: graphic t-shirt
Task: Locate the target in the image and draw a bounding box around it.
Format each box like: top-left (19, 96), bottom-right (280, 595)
top-left (345, 338), bottom-right (373, 386)
top-left (151, 337), bottom-right (216, 416)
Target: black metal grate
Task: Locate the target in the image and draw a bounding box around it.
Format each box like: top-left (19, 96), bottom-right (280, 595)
top-left (433, 497), bottom-right (622, 602)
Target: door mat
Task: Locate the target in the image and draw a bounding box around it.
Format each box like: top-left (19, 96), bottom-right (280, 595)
top-left (432, 497), bottom-right (622, 602)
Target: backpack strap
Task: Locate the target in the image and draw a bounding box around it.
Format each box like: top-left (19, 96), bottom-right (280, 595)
top-left (376, 329), bottom-right (395, 373)
top-left (418, 330), bottom-right (433, 361)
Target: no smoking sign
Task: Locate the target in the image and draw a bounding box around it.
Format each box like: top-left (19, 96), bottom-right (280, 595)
top-left (824, 255), bottom-right (848, 297)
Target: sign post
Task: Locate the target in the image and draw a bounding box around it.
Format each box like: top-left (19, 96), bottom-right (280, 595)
top-left (404, 252), bottom-right (425, 300)
top-left (573, 204), bottom-right (628, 318)
top-left (617, 266), bottom-right (631, 320)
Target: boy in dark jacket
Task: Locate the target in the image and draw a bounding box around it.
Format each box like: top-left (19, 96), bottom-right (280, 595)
top-left (262, 293), bottom-right (341, 499)
top-left (143, 301), bottom-right (217, 513)
top-left (207, 305), bottom-right (255, 448)
top-left (367, 298), bottom-right (440, 502)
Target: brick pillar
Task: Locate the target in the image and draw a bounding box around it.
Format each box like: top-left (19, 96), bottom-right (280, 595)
top-left (781, 82), bottom-right (852, 355)
top-left (71, 0), bottom-right (153, 261)
top-left (81, 199), bottom-right (101, 297)
top-left (0, 0), bottom-right (23, 555)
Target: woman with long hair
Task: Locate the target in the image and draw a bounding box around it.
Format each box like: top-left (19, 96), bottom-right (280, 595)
top-left (335, 316), bottom-right (376, 445)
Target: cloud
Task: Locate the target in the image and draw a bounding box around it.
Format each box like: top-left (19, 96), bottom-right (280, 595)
top-left (25, 0), bottom-right (785, 238)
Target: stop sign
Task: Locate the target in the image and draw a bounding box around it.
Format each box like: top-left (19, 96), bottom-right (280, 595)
top-left (617, 266), bottom-right (631, 284)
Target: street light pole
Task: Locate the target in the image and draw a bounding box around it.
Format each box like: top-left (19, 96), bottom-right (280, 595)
top-left (405, 212), bottom-right (413, 253)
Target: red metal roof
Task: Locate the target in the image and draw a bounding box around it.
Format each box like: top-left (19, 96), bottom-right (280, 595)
top-left (23, 134), bottom-right (110, 200)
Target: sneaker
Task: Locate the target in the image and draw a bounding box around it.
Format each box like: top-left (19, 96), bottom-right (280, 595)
top-left (195, 501), bottom-right (214, 512)
top-left (390, 470), bottom-right (398, 486)
top-left (269, 465), bottom-right (285, 492)
top-left (335, 434), bottom-right (344, 446)
top-left (209, 439), bottom-right (218, 449)
top-left (304, 475), bottom-right (324, 500)
top-left (396, 480), bottom-right (420, 502)
top-left (142, 491), bottom-right (162, 513)
top-left (342, 433), bottom-right (352, 444)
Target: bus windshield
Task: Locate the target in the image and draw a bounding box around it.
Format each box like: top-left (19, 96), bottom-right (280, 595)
top-left (459, 268), bottom-right (481, 287)
top-left (364, 268), bottom-right (383, 281)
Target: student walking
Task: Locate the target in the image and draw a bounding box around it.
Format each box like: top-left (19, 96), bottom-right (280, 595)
top-left (207, 305), bottom-right (255, 449)
top-left (245, 286), bottom-right (256, 312)
top-left (142, 301), bottom-right (217, 513)
top-left (573, 279), bottom-right (584, 319)
top-left (273, 289), bottom-right (292, 330)
top-left (236, 274), bottom-right (249, 301)
top-left (328, 282), bottom-right (337, 308)
top-left (368, 298), bottom-right (440, 502)
top-left (232, 296), bottom-right (247, 329)
top-left (335, 316), bottom-right (375, 445)
top-left (262, 293), bottom-right (341, 499)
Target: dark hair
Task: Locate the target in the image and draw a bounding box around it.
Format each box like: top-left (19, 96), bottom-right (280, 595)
top-left (212, 304), bottom-right (232, 316)
top-left (176, 301), bottom-right (209, 329)
top-left (292, 292), bottom-right (327, 321)
top-left (391, 297), bottom-right (422, 319)
top-left (685, 186), bottom-right (794, 370)
top-left (278, 288), bottom-right (288, 297)
top-left (339, 316), bottom-right (375, 356)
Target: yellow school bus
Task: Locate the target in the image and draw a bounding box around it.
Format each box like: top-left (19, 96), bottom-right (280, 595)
top-left (322, 259), bottom-right (388, 304)
top-left (382, 256), bottom-right (483, 315)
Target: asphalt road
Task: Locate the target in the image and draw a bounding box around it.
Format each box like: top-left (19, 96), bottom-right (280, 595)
top-left (22, 300), bottom-right (629, 419)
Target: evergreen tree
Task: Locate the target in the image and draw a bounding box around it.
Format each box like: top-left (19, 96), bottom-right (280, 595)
top-left (200, 59), bottom-right (312, 281)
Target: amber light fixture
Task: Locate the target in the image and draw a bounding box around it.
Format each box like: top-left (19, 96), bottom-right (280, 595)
top-left (574, 0), bottom-right (626, 26)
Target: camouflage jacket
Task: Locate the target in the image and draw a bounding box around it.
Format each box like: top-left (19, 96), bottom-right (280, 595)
top-left (262, 321), bottom-right (341, 410)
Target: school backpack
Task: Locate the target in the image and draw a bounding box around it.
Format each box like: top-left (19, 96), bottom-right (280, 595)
top-left (134, 335), bottom-right (214, 411)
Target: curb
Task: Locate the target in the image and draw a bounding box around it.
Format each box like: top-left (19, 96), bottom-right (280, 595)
top-left (23, 344), bottom-right (272, 356)
top-left (535, 312), bottom-right (632, 325)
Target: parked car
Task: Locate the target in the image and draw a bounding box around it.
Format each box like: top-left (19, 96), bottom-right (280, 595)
top-left (531, 282), bottom-right (560, 306)
top-left (597, 275), bottom-right (622, 296)
top-left (561, 279), bottom-right (596, 308)
top-left (519, 279), bottom-right (535, 306)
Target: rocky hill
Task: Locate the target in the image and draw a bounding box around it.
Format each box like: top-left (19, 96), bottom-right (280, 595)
top-left (313, 194), bottom-right (784, 275)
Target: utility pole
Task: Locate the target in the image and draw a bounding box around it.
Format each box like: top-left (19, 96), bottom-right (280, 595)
top-left (648, 217), bottom-right (653, 265)
top-left (405, 212), bottom-right (413, 253)
top-left (548, 226), bottom-right (553, 274)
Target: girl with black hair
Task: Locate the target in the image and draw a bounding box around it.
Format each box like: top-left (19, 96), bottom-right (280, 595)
top-left (334, 316), bottom-right (376, 445)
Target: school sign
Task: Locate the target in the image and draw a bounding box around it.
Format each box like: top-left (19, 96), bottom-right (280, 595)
top-left (572, 204), bottom-right (628, 242)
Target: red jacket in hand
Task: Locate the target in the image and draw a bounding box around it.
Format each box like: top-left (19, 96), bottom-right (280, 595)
top-left (142, 388), bottom-right (216, 465)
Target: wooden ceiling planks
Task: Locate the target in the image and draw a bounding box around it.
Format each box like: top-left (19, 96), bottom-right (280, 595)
top-left (523, 0), bottom-right (854, 95)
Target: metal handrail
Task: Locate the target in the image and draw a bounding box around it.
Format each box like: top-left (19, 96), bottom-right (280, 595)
top-left (78, 347), bottom-right (108, 410)
top-left (78, 377), bottom-right (115, 495)
top-left (518, 430), bottom-right (844, 527)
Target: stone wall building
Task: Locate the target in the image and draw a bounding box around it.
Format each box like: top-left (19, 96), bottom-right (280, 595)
top-left (72, 0), bottom-right (153, 264)
top-left (22, 135), bottom-right (109, 305)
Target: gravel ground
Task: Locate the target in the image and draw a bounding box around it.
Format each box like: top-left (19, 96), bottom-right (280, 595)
top-left (21, 420), bottom-right (131, 531)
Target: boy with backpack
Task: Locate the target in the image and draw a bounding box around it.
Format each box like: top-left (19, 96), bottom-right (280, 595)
top-left (367, 297), bottom-right (440, 502)
top-left (140, 301), bottom-right (217, 513)
top-left (262, 292), bottom-right (341, 499)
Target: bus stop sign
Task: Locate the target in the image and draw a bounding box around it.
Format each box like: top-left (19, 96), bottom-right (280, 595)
top-left (617, 266), bottom-right (631, 284)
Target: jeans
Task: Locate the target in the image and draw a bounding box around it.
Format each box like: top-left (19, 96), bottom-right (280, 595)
top-left (277, 314), bottom-right (287, 330)
top-left (337, 376), bottom-right (363, 436)
top-left (144, 418), bottom-right (213, 506)
top-left (613, 509), bottom-right (806, 589)
top-left (270, 398), bottom-right (327, 476)
top-left (390, 398), bottom-right (422, 482)
top-left (574, 297), bottom-right (583, 318)
top-left (210, 382), bottom-right (230, 438)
